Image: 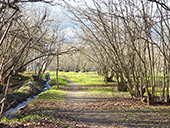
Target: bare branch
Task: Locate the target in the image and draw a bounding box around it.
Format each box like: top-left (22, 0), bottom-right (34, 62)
top-left (0, 22), bottom-right (13, 47)
top-left (148, 0), bottom-right (170, 11)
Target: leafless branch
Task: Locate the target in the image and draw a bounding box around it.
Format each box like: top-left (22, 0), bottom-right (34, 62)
top-left (148, 0), bottom-right (170, 11)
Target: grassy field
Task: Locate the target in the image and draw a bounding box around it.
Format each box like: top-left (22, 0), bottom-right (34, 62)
top-left (59, 71), bottom-right (116, 86)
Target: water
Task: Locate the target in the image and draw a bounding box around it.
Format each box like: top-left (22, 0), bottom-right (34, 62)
top-left (4, 95), bottom-right (39, 116)
top-left (4, 76), bottom-right (51, 116)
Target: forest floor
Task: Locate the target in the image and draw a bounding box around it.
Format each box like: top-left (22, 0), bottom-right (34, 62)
top-left (1, 76), bottom-right (170, 128)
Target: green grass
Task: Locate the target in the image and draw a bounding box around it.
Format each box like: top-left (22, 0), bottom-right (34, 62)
top-left (1, 112), bottom-right (48, 123)
top-left (143, 87), bottom-right (170, 97)
top-left (29, 71), bottom-right (68, 104)
top-left (86, 91), bottom-right (116, 98)
top-left (86, 86), bottom-right (130, 98)
top-left (58, 71), bottom-right (130, 98)
top-left (21, 114), bottom-right (40, 121)
top-left (87, 87), bottom-right (114, 92)
top-left (46, 71), bottom-right (69, 87)
top-left (59, 71), bottom-right (116, 86)
top-left (86, 87), bottom-right (116, 98)
top-left (30, 86), bottom-right (65, 104)
top-left (57, 75), bottom-right (69, 87)
top-left (38, 88), bottom-right (65, 102)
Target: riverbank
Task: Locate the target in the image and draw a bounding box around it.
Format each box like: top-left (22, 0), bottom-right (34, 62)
top-left (6, 80), bottom-right (45, 110)
top-left (4, 79), bottom-right (50, 116)
top-left (0, 73), bottom-right (52, 117)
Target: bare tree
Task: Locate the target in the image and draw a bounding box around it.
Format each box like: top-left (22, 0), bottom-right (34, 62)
top-left (63, 0), bottom-right (170, 104)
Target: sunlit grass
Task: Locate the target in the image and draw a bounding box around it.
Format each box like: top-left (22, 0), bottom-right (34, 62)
top-left (46, 71), bottom-right (69, 87)
top-left (21, 114), bottom-right (40, 121)
top-left (87, 87), bottom-right (114, 92)
top-left (30, 87), bottom-right (65, 104)
top-left (39, 90), bottom-right (65, 102)
top-left (143, 87), bottom-right (170, 97)
top-left (1, 112), bottom-right (49, 123)
top-left (19, 71), bottom-right (33, 77)
top-left (59, 71), bottom-right (116, 86)
top-left (28, 72), bottom-right (67, 104)
top-left (86, 87), bottom-right (130, 98)
top-left (85, 91), bottom-right (115, 98)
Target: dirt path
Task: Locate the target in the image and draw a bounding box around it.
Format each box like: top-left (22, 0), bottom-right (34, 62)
top-left (61, 75), bottom-right (115, 127)
top-left (59, 75), bottom-right (170, 128)
top-left (62, 75), bottom-right (88, 102)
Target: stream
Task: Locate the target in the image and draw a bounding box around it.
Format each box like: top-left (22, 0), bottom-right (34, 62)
top-left (4, 75), bottom-right (51, 116)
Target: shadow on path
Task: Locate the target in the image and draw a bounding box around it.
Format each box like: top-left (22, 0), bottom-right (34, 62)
top-left (59, 75), bottom-right (170, 128)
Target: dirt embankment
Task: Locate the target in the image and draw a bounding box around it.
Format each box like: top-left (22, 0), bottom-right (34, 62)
top-left (1, 79), bottom-right (46, 112)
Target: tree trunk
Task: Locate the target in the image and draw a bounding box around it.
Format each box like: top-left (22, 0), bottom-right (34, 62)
top-left (42, 57), bottom-right (54, 74)
top-left (144, 76), bottom-right (154, 105)
top-left (107, 71), bottom-right (114, 82)
top-left (103, 67), bottom-right (108, 82)
top-left (38, 61), bottom-right (46, 80)
top-left (140, 75), bottom-right (146, 102)
top-left (116, 73), bottom-right (127, 92)
top-left (162, 67), bottom-right (166, 99)
top-left (165, 56), bottom-right (170, 103)
top-left (0, 76), bottom-right (11, 121)
top-left (133, 72), bottom-right (140, 97)
top-left (97, 68), bottom-right (103, 76)
top-left (56, 54), bottom-right (59, 88)
top-left (165, 79), bottom-right (169, 103)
